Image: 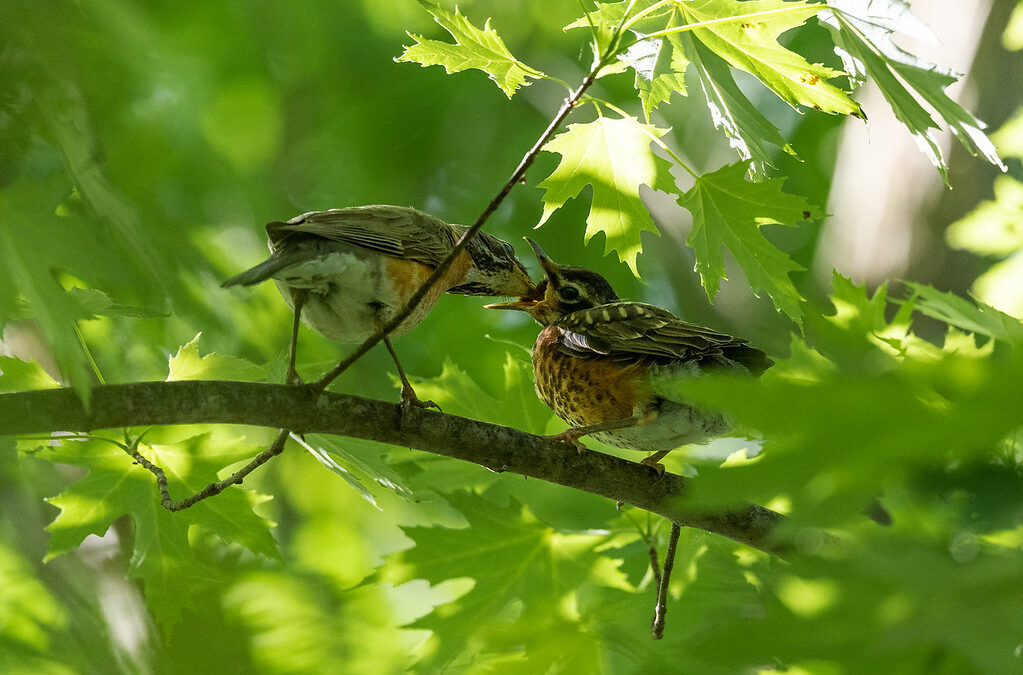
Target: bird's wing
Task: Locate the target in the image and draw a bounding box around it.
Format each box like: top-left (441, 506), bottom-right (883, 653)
top-left (266, 205), bottom-right (456, 266)
top-left (555, 302), bottom-right (773, 375)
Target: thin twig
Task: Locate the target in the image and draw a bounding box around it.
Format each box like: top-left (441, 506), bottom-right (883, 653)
top-left (651, 522), bottom-right (682, 640)
top-left (312, 69), bottom-right (602, 392)
top-left (127, 428), bottom-right (290, 511)
top-left (648, 540), bottom-right (663, 590)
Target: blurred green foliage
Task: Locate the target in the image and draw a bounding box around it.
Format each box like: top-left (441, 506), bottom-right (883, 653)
top-left (1, 1), bottom-right (1021, 673)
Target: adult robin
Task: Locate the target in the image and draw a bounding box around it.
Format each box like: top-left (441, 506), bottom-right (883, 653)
top-left (223, 205), bottom-right (535, 406)
top-left (487, 239), bottom-right (772, 466)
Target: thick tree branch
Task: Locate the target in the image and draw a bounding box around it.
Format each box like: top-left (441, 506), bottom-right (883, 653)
top-left (0, 381), bottom-right (786, 554)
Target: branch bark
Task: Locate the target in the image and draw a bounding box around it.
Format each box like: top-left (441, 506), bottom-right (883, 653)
top-left (0, 381), bottom-right (787, 554)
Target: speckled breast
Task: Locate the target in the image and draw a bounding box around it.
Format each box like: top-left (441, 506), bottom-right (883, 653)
top-left (531, 327), bottom-right (731, 452)
top-left (531, 327), bottom-right (649, 428)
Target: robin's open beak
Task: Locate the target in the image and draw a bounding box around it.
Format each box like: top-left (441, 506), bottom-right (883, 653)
top-left (484, 237), bottom-right (555, 311)
top-left (484, 297), bottom-right (538, 311)
top-left (524, 237), bottom-right (561, 280)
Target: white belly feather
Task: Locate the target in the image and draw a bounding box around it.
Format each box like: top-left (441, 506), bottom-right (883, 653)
top-left (271, 250), bottom-right (428, 343)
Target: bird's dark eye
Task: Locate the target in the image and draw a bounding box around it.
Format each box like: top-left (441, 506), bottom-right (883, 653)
top-left (558, 285), bottom-right (580, 302)
top-left (502, 242), bottom-right (515, 256)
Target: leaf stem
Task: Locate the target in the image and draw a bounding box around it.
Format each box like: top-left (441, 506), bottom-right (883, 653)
top-left (624, 4), bottom-right (825, 49)
top-left (600, 100), bottom-right (698, 178)
top-left (73, 322), bottom-right (105, 385)
top-left (621, 0), bottom-right (676, 33)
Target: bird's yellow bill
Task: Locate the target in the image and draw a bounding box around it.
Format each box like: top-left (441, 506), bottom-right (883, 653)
top-left (484, 297), bottom-right (539, 311)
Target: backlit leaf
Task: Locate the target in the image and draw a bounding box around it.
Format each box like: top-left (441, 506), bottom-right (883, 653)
top-left (677, 162), bottom-right (818, 324)
top-left (675, 0), bottom-right (859, 116)
top-left (397, 0), bottom-right (544, 97)
top-left (537, 116), bottom-right (676, 275)
top-left (820, 0), bottom-right (1005, 183)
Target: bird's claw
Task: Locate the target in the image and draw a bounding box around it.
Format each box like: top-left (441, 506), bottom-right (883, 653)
top-left (547, 429), bottom-right (588, 455)
top-left (399, 385), bottom-right (441, 412)
top-left (639, 456), bottom-right (666, 476)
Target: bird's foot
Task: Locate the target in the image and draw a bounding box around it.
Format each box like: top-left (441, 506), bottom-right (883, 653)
top-left (399, 384), bottom-right (441, 415)
top-left (639, 454), bottom-right (666, 477)
top-left (546, 429), bottom-right (589, 455)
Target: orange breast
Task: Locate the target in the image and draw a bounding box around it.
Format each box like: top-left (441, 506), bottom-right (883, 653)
top-left (532, 328), bottom-right (651, 427)
top-left (385, 250), bottom-right (472, 332)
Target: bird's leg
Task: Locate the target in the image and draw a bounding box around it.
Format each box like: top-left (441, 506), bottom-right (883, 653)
top-left (640, 449), bottom-right (672, 476)
top-left (382, 335), bottom-right (441, 413)
top-left (547, 414), bottom-right (643, 455)
top-left (286, 290), bottom-right (306, 385)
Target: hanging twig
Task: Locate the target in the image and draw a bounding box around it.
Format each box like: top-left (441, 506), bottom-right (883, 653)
top-left (125, 428), bottom-right (289, 512)
top-left (651, 522), bottom-right (682, 640)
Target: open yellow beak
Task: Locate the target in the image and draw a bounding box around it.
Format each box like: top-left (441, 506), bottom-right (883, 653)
top-left (485, 237), bottom-right (554, 311)
top-left (484, 297), bottom-right (539, 311)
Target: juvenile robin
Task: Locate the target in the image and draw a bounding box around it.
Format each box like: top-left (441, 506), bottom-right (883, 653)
top-left (487, 239), bottom-right (772, 466)
top-left (223, 205), bottom-right (535, 406)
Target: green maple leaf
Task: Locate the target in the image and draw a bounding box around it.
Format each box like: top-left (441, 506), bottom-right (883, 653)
top-left (946, 176), bottom-right (1023, 257)
top-left (681, 32), bottom-right (793, 178)
top-left (679, 348), bottom-right (1023, 523)
top-left (42, 432), bottom-right (277, 627)
top-left (537, 116), bottom-right (676, 275)
top-left (622, 25), bottom-right (690, 119)
top-left (0, 179), bottom-right (92, 404)
top-left (0, 356), bottom-right (60, 393)
top-left (398, 492), bottom-right (611, 671)
top-left (803, 272), bottom-right (915, 371)
top-left (297, 432), bottom-right (416, 507)
top-left (903, 283), bottom-right (1023, 344)
top-left (397, 0), bottom-right (544, 98)
top-left (166, 333), bottom-right (265, 381)
top-left (677, 162), bottom-right (819, 324)
top-left (820, 0), bottom-right (1004, 184)
top-left (41, 438), bottom-right (204, 627)
top-left (676, 0), bottom-right (860, 116)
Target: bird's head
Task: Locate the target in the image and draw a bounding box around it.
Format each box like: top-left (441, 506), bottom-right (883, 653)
top-left (485, 238), bottom-right (619, 326)
top-left (447, 228), bottom-right (537, 298)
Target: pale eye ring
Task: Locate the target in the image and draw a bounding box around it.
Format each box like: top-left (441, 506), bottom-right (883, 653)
top-left (558, 285), bottom-right (580, 302)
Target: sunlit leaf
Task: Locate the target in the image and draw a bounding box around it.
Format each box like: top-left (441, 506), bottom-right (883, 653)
top-left (679, 348), bottom-right (1023, 521)
top-left (820, 0), bottom-right (1005, 183)
top-left (903, 283), bottom-right (1023, 344)
top-left (946, 176), bottom-right (1023, 257)
top-left (677, 162), bottom-right (818, 324)
top-left (397, 0), bottom-right (545, 97)
top-left (167, 333), bottom-right (265, 382)
top-left (676, 0), bottom-right (859, 116)
top-left (41, 431), bottom-right (278, 627)
top-left (681, 32), bottom-right (794, 178)
top-left (0, 356), bottom-right (60, 393)
top-left (398, 492), bottom-right (613, 671)
top-left (970, 253), bottom-right (1023, 320)
top-left (297, 432), bottom-right (419, 506)
top-left (537, 116), bottom-right (676, 275)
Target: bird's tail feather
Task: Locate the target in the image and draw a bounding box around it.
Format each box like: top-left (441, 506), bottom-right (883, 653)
top-left (221, 254), bottom-right (291, 287)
